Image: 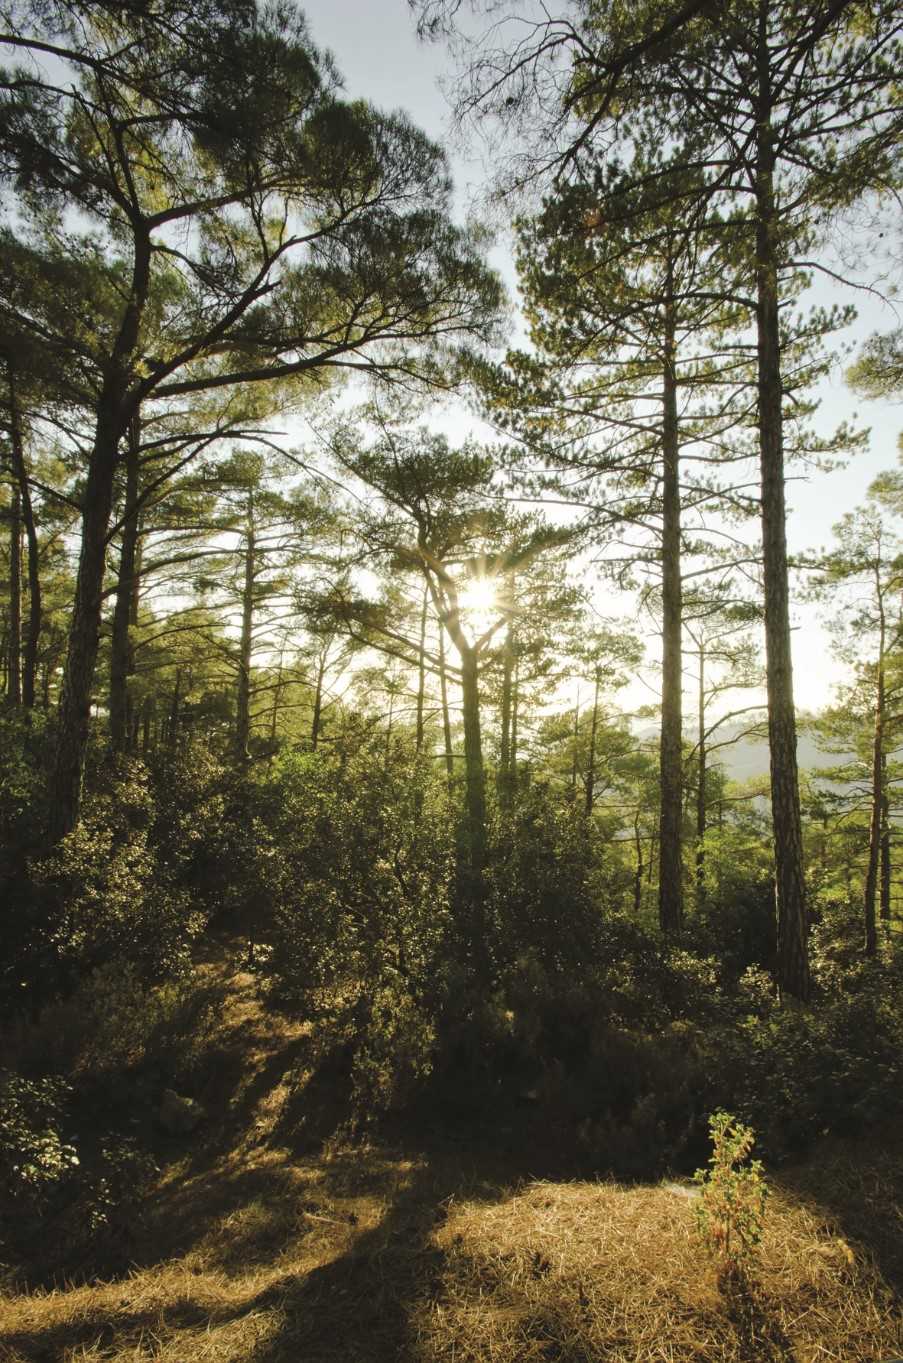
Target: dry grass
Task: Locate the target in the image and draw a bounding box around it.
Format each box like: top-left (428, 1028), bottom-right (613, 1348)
top-left (420, 1173), bottom-right (902, 1363)
top-left (1, 941), bottom-right (901, 1363)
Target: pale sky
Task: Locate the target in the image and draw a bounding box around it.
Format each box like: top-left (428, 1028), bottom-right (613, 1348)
top-left (296, 0), bottom-right (902, 716)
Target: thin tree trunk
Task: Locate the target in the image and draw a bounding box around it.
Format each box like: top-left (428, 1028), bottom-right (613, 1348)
top-left (863, 579), bottom-right (886, 955)
top-left (310, 645), bottom-right (326, 750)
top-left (585, 668), bottom-right (600, 817)
top-left (6, 481), bottom-right (21, 705)
top-left (755, 7), bottom-right (808, 998)
top-left (235, 495), bottom-right (255, 761)
top-left (658, 281), bottom-right (684, 934)
top-left (459, 645), bottom-right (486, 878)
top-left (167, 668), bottom-right (181, 751)
top-left (7, 363), bottom-right (40, 709)
top-left (109, 416), bottom-right (141, 752)
top-left (633, 811), bottom-right (644, 916)
top-left (438, 625), bottom-right (454, 789)
top-left (510, 655), bottom-right (520, 795)
top-left (570, 694), bottom-right (580, 794)
top-left (696, 640), bottom-right (706, 912)
top-left (498, 623), bottom-right (515, 809)
top-left (416, 585), bottom-right (428, 754)
top-left (880, 760), bottom-right (891, 932)
top-left (268, 651), bottom-right (284, 761)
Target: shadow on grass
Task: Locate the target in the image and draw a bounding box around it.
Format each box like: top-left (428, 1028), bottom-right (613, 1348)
top-left (719, 1268), bottom-right (797, 1363)
top-left (774, 1119), bottom-right (903, 1295)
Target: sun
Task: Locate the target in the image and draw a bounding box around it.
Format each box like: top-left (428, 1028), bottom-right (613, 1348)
top-left (459, 575), bottom-right (498, 619)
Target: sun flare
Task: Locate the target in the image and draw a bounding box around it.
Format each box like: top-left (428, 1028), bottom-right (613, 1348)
top-left (459, 576), bottom-right (498, 619)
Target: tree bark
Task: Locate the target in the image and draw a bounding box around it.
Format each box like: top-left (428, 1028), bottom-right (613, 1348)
top-left (658, 284), bottom-right (684, 934)
top-left (633, 810), bottom-right (644, 916)
top-left (696, 639), bottom-right (706, 912)
top-left (755, 6), bottom-right (809, 999)
top-left (498, 622), bottom-right (515, 809)
top-left (416, 584), bottom-right (428, 754)
top-left (7, 363), bottom-right (40, 709)
top-left (879, 763), bottom-right (891, 932)
top-left (6, 480), bottom-right (21, 706)
top-left (235, 493), bottom-right (256, 761)
top-left (109, 416), bottom-right (141, 752)
top-left (459, 644), bottom-right (487, 879)
top-left (49, 418), bottom-right (121, 840)
top-left (49, 226), bottom-right (151, 841)
top-left (310, 644), bottom-right (326, 750)
top-left (585, 668), bottom-right (600, 817)
top-left (438, 624), bottom-right (454, 789)
top-left (863, 574), bottom-right (886, 955)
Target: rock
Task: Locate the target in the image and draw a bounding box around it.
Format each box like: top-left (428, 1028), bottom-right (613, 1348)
top-left (158, 1088), bottom-right (206, 1135)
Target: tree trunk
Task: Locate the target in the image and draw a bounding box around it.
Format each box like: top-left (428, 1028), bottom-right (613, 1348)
top-left (7, 363), bottom-right (40, 709)
top-left (755, 9), bottom-right (809, 999)
top-left (696, 640), bottom-right (706, 912)
top-left (658, 285), bottom-right (684, 934)
top-left (235, 496), bottom-right (256, 761)
top-left (109, 416), bottom-right (141, 752)
top-left (167, 668), bottom-right (181, 750)
top-left (863, 583), bottom-right (886, 955)
top-left (48, 228), bottom-right (150, 841)
top-left (880, 762), bottom-right (891, 932)
top-left (585, 668), bottom-right (600, 817)
top-left (570, 695), bottom-right (580, 794)
top-left (438, 625), bottom-right (454, 789)
top-left (6, 480), bottom-right (21, 705)
top-left (416, 585), bottom-right (428, 754)
top-left (49, 421), bottom-right (121, 840)
top-left (459, 644), bottom-right (487, 879)
top-left (498, 623), bottom-right (515, 809)
top-left (633, 810), bottom-right (644, 916)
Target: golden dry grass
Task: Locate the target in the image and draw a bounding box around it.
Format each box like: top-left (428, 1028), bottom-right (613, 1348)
top-left (1, 942), bottom-right (901, 1363)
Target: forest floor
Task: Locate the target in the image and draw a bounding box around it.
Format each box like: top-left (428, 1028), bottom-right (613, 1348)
top-left (1, 936), bottom-right (901, 1363)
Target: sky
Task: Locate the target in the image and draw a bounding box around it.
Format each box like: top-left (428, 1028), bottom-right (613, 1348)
top-left (294, 0), bottom-right (902, 717)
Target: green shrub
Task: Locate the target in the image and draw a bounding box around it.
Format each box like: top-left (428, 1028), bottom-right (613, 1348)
top-left (694, 1110), bottom-right (768, 1279)
top-left (0, 1073), bottom-right (79, 1214)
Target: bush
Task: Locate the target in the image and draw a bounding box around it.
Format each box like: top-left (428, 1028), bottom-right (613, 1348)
top-left (0, 1073), bottom-right (79, 1215)
top-left (694, 1110), bottom-right (768, 1279)
top-left (258, 738), bottom-right (455, 1123)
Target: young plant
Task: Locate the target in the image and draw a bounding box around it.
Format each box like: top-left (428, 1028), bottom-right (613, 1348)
top-left (693, 1110), bottom-right (768, 1279)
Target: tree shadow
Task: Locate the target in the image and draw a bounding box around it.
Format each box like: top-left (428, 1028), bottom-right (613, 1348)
top-left (240, 1146), bottom-right (510, 1363)
top-left (774, 1121), bottom-right (903, 1295)
top-left (719, 1267), bottom-right (797, 1363)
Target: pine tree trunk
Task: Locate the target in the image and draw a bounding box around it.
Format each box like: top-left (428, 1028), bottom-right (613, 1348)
top-left (696, 641), bottom-right (706, 912)
top-left (49, 419), bottom-right (121, 840)
top-left (585, 669), bottom-right (600, 817)
top-left (863, 585), bottom-right (886, 955)
top-left (109, 417), bottom-right (141, 752)
top-left (633, 810), bottom-right (644, 916)
top-left (6, 481), bottom-right (21, 705)
top-left (658, 287), bottom-right (684, 934)
top-left (310, 644), bottom-right (327, 749)
top-left (48, 229), bottom-right (151, 841)
top-left (438, 625), bottom-right (454, 788)
top-left (7, 363), bottom-right (40, 709)
top-left (459, 645), bottom-right (487, 878)
top-left (498, 624), bottom-right (515, 809)
top-left (235, 497), bottom-right (256, 761)
top-left (416, 585), bottom-right (428, 754)
top-left (880, 764), bottom-right (891, 932)
top-left (755, 9), bottom-right (809, 999)
top-left (167, 668), bottom-right (181, 750)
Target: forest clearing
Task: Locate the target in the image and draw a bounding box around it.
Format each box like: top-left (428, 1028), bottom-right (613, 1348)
top-left (1, 935), bottom-right (901, 1363)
